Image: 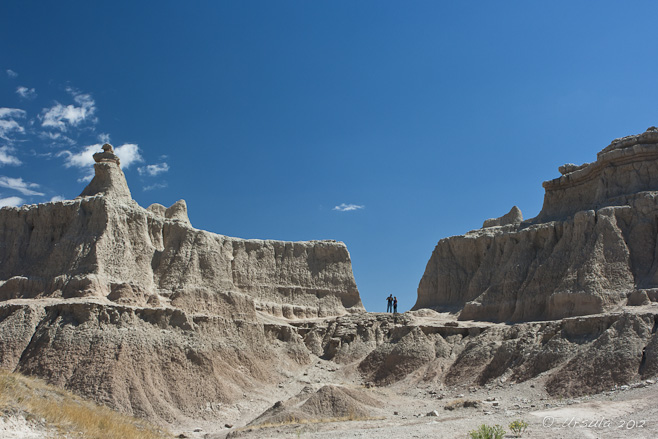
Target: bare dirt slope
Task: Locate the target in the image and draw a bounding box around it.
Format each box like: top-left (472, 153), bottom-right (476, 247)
top-left (167, 304), bottom-right (658, 438)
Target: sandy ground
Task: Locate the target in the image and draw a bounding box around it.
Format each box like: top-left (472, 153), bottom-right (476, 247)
top-left (2, 303), bottom-right (656, 439)
top-left (169, 356), bottom-right (658, 439)
top-left (172, 306), bottom-right (658, 439)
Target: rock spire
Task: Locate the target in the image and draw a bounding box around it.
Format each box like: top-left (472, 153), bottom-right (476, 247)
top-left (78, 144), bottom-right (132, 201)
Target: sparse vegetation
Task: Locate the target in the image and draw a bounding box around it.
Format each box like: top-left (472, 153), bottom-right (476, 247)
top-left (0, 370), bottom-right (170, 439)
top-left (468, 423), bottom-right (506, 439)
top-left (509, 419), bottom-right (528, 436)
top-left (444, 398), bottom-right (480, 410)
top-left (240, 412), bottom-right (383, 432)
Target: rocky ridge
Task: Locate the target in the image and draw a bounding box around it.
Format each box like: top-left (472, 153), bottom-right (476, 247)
top-left (415, 127), bottom-right (658, 322)
top-left (0, 144), bottom-right (363, 319)
top-left (1, 137), bottom-right (658, 437)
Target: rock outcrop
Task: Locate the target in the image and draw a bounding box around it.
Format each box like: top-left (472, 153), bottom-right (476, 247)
top-left (290, 309), bottom-right (658, 397)
top-left (415, 128), bottom-right (658, 322)
top-left (0, 144), bottom-right (363, 318)
top-left (539, 127), bottom-right (658, 222)
top-left (482, 206), bottom-right (523, 228)
top-left (0, 144), bottom-right (364, 425)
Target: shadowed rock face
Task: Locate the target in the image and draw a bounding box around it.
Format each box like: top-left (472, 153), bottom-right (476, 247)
top-left (0, 145), bottom-right (363, 318)
top-left (414, 128), bottom-right (658, 322)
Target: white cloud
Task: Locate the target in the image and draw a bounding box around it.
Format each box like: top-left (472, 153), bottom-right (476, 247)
top-left (0, 146), bottom-right (21, 166)
top-left (16, 86), bottom-right (37, 100)
top-left (333, 203), bottom-right (365, 212)
top-left (41, 88), bottom-right (96, 131)
top-left (0, 108), bottom-right (26, 119)
top-left (0, 176), bottom-right (44, 196)
top-left (0, 108), bottom-right (26, 140)
top-left (59, 144), bottom-right (97, 168)
top-left (114, 143), bottom-right (143, 168)
top-left (98, 133), bottom-right (110, 143)
top-left (138, 162), bottom-right (169, 176)
top-left (6, 70), bottom-right (18, 78)
top-left (50, 195), bottom-right (65, 202)
top-left (60, 143), bottom-right (143, 170)
top-left (39, 131), bottom-right (75, 145)
top-left (143, 182), bottom-right (168, 191)
top-left (0, 196), bottom-right (23, 207)
top-left (77, 173), bottom-right (94, 183)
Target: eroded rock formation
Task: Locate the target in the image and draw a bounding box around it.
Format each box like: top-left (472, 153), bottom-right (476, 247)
top-left (0, 144), bottom-right (364, 425)
top-left (415, 128), bottom-right (658, 322)
top-left (0, 144), bottom-right (363, 318)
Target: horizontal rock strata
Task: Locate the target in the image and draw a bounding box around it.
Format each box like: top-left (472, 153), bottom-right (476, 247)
top-left (0, 144), bottom-right (363, 318)
top-left (415, 128), bottom-right (658, 322)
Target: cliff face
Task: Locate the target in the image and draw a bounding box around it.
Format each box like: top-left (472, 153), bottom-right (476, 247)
top-left (414, 128), bottom-right (658, 322)
top-left (0, 144), bottom-right (363, 425)
top-left (0, 145), bottom-right (363, 318)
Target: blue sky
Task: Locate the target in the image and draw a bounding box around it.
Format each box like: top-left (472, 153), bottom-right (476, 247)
top-left (2, 1), bottom-right (658, 312)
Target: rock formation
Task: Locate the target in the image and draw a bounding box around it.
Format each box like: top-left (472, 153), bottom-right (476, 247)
top-left (414, 128), bottom-right (658, 322)
top-left (1, 137), bottom-right (657, 434)
top-left (482, 206), bottom-right (523, 228)
top-left (0, 144), bottom-right (363, 317)
top-left (0, 144), bottom-right (362, 424)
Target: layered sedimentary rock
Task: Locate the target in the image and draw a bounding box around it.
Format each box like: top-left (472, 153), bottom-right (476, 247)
top-left (291, 309), bottom-right (658, 397)
top-left (415, 128), bottom-right (658, 322)
top-left (0, 144), bottom-right (363, 424)
top-left (0, 144), bottom-right (363, 318)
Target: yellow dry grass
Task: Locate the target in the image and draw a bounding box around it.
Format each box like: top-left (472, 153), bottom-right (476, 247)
top-left (240, 412), bottom-right (384, 432)
top-left (0, 370), bottom-right (171, 439)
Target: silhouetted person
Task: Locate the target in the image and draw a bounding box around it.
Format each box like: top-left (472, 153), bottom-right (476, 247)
top-left (386, 294), bottom-right (393, 313)
top-left (393, 296), bottom-right (398, 313)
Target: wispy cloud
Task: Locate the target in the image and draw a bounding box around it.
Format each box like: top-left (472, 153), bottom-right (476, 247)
top-left (0, 146), bottom-right (22, 166)
top-left (16, 86), bottom-right (37, 100)
top-left (138, 162), bottom-right (169, 176)
top-left (333, 203), bottom-right (365, 212)
top-left (0, 196), bottom-right (23, 207)
top-left (49, 195), bottom-right (65, 202)
top-left (40, 87), bottom-right (96, 131)
top-left (59, 144), bottom-right (97, 168)
top-left (0, 176), bottom-right (44, 196)
top-left (98, 133), bottom-right (110, 143)
top-left (0, 108), bottom-right (26, 118)
top-left (60, 142), bottom-right (143, 170)
top-left (114, 143), bottom-right (143, 168)
top-left (0, 108), bottom-right (26, 140)
top-left (143, 182), bottom-right (168, 191)
top-left (6, 69), bottom-right (18, 78)
top-left (38, 131), bottom-right (75, 145)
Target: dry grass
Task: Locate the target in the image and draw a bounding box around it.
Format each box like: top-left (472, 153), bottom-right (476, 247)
top-left (444, 398), bottom-right (481, 411)
top-left (240, 412), bottom-right (384, 432)
top-left (0, 370), bottom-right (171, 439)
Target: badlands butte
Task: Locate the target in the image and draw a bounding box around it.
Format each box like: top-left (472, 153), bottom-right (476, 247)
top-left (2, 130), bottom-right (658, 438)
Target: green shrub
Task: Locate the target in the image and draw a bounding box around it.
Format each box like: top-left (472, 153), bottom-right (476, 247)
top-left (468, 424), bottom-right (505, 439)
top-left (509, 419), bottom-right (528, 435)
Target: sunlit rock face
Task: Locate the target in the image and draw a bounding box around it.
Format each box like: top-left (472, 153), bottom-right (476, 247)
top-left (0, 144), bottom-right (364, 317)
top-left (415, 127), bottom-right (658, 322)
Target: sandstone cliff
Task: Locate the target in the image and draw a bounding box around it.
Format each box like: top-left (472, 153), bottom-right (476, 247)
top-left (415, 128), bottom-right (658, 322)
top-left (0, 144), bottom-right (363, 425)
top-left (0, 144), bottom-right (363, 318)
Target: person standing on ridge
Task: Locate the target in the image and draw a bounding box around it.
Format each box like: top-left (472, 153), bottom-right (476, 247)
top-left (386, 294), bottom-right (393, 313)
top-left (393, 296), bottom-right (398, 313)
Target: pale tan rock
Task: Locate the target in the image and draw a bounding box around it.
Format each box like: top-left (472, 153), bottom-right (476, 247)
top-left (482, 206), bottom-right (523, 228)
top-left (165, 199), bottom-right (190, 225)
top-left (415, 128), bottom-right (658, 322)
top-left (0, 145), bottom-right (363, 318)
top-left (147, 203), bottom-right (166, 217)
top-left (539, 126), bottom-right (658, 222)
top-left (78, 144), bottom-right (132, 202)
